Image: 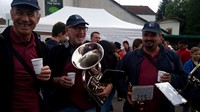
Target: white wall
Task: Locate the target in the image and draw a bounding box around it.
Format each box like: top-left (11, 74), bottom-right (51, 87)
top-left (159, 19), bottom-right (180, 35)
top-left (137, 15), bottom-right (155, 22)
top-left (0, 25), bottom-right (6, 33)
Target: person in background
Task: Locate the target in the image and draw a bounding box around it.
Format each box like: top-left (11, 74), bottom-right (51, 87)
top-left (90, 31), bottom-right (101, 42)
top-left (176, 39), bottom-right (191, 65)
top-left (46, 22), bottom-right (67, 49)
top-left (163, 40), bottom-right (174, 51)
top-left (132, 38), bottom-right (143, 51)
top-left (97, 40), bottom-right (119, 112)
top-left (116, 21), bottom-right (187, 112)
top-left (123, 40), bottom-right (132, 54)
top-left (114, 42), bottom-right (125, 60)
top-left (48, 14), bottom-right (113, 112)
top-left (45, 37), bottom-right (51, 43)
top-left (183, 46), bottom-right (200, 112)
top-left (43, 21), bottom-right (68, 112)
top-left (113, 41), bottom-right (125, 101)
top-left (184, 47), bottom-right (200, 78)
top-left (0, 0), bottom-right (51, 111)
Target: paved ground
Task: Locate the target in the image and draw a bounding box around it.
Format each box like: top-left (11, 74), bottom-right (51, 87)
top-left (111, 92), bottom-right (187, 112)
top-left (112, 93), bottom-right (124, 112)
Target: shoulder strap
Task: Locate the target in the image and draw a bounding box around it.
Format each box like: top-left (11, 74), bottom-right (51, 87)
top-left (1, 34), bottom-right (38, 81)
top-left (13, 47), bottom-right (38, 81)
top-left (0, 34), bottom-right (5, 39)
top-left (141, 49), bottom-right (159, 69)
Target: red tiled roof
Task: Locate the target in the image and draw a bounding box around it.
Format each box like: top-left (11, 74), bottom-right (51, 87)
top-left (110, 0), bottom-right (147, 22)
top-left (123, 6), bottom-right (155, 15)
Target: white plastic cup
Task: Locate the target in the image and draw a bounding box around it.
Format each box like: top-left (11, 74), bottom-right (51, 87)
top-left (31, 58), bottom-right (43, 74)
top-left (67, 72), bottom-right (76, 85)
top-left (157, 70), bottom-right (166, 82)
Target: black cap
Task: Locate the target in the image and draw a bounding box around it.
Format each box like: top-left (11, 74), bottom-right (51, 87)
top-left (11, 0), bottom-right (40, 10)
top-left (114, 42), bottom-right (121, 49)
top-left (66, 14), bottom-right (89, 27)
top-left (142, 22), bottom-right (161, 33)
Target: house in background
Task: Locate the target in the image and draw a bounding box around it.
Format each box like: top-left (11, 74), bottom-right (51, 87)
top-left (0, 17), bottom-right (6, 33)
top-left (120, 5), bottom-right (181, 35)
top-left (0, 18), bottom-right (6, 25)
top-left (158, 18), bottom-right (180, 35)
top-left (122, 6), bottom-right (156, 22)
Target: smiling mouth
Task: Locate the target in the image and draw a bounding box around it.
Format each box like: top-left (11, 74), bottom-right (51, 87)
top-left (19, 22), bottom-right (31, 28)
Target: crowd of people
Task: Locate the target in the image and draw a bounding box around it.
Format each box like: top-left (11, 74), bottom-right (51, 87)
top-left (1, 0), bottom-right (200, 112)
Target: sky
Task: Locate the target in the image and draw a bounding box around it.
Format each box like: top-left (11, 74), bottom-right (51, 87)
top-left (0, 0), bottom-right (12, 18)
top-left (0, 0), bottom-right (162, 18)
top-left (115, 0), bottom-right (162, 12)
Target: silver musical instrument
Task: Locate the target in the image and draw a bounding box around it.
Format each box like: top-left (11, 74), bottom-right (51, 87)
top-left (188, 63), bottom-right (200, 88)
top-left (183, 63), bottom-right (200, 112)
top-left (71, 42), bottom-right (105, 106)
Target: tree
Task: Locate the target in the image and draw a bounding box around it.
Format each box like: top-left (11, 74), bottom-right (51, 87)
top-left (163, 0), bottom-right (200, 35)
top-left (165, 0), bottom-right (188, 34)
top-left (185, 0), bottom-right (200, 35)
top-left (156, 0), bottom-right (171, 20)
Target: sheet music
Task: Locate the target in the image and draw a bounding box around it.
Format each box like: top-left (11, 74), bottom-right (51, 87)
top-left (155, 82), bottom-right (187, 106)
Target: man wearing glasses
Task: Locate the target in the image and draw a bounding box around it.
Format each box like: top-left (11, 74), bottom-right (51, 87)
top-left (48, 14), bottom-right (112, 112)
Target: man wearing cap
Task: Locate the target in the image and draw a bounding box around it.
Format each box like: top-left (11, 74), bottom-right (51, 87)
top-left (116, 21), bottom-right (187, 112)
top-left (0, 0), bottom-right (51, 112)
top-left (48, 14), bottom-right (113, 112)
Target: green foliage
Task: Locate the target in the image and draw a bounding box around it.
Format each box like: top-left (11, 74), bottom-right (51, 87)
top-left (157, 0), bottom-right (200, 35)
top-left (156, 0), bottom-right (172, 20)
top-left (185, 0), bottom-right (200, 35)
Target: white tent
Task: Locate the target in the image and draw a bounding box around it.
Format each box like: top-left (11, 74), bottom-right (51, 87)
top-left (35, 6), bottom-right (143, 45)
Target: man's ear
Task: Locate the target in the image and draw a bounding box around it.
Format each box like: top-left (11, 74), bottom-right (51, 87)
top-left (36, 13), bottom-right (41, 24)
top-left (10, 9), bottom-right (14, 20)
top-left (158, 33), bottom-right (163, 44)
top-left (158, 33), bottom-right (162, 37)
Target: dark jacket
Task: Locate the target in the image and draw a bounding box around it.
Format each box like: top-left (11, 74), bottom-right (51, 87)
top-left (46, 38), bottom-right (60, 50)
top-left (116, 44), bottom-right (188, 112)
top-left (0, 26), bottom-right (49, 112)
top-left (48, 42), bottom-right (82, 110)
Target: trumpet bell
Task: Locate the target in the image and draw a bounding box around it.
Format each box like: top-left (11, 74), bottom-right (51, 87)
top-left (72, 42), bottom-right (104, 70)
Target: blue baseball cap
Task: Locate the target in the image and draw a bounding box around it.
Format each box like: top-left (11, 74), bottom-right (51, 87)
top-left (142, 22), bottom-right (161, 33)
top-left (66, 14), bottom-right (89, 27)
top-left (11, 0), bottom-right (40, 10)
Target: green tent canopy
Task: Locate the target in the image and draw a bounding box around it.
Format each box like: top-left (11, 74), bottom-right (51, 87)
top-left (163, 34), bottom-right (200, 50)
top-left (164, 34), bottom-right (200, 39)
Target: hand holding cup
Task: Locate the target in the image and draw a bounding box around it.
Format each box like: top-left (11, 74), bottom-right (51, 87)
top-left (157, 70), bottom-right (171, 82)
top-left (67, 72), bottom-right (76, 85)
top-left (31, 58), bottom-right (43, 74)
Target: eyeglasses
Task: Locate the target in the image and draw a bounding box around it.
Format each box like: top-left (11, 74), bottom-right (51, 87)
top-left (73, 27), bottom-right (88, 32)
